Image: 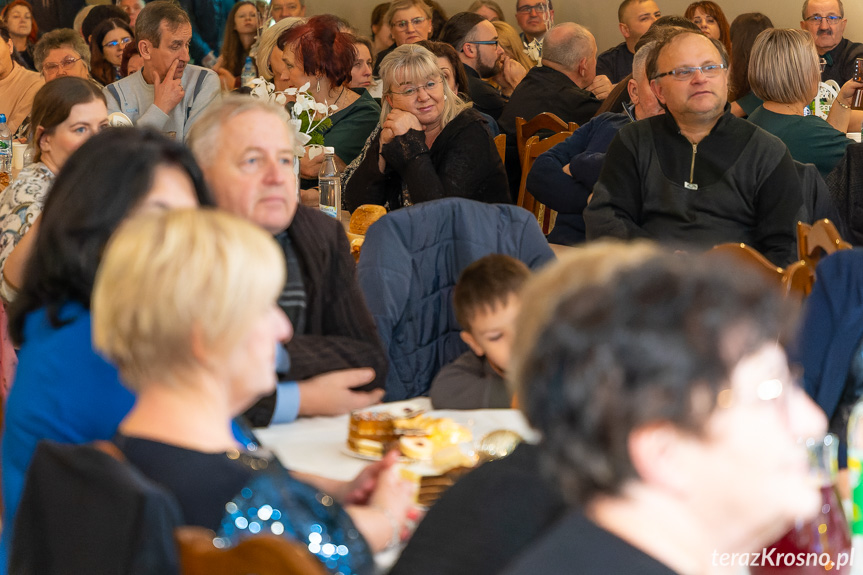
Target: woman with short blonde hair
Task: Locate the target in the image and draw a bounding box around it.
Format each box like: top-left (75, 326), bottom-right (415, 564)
top-left (747, 28), bottom-right (857, 177)
top-left (92, 209), bottom-right (416, 573)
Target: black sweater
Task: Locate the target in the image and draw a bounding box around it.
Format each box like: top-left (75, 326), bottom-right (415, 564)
top-left (344, 107), bottom-right (511, 212)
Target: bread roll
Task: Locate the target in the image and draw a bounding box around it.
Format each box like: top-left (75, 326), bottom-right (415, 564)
top-left (349, 204), bottom-right (387, 235)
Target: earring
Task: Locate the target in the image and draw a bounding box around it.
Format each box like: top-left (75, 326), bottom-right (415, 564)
top-left (444, 94), bottom-right (447, 101)
top-left (316, 78), bottom-right (321, 93)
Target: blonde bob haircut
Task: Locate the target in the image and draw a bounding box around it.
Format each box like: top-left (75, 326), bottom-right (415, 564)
top-left (748, 28), bottom-right (820, 105)
top-left (254, 16), bottom-right (304, 80)
top-left (380, 43), bottom-right (468, 129)
top-left (92, 209), bottom-right (286, 392)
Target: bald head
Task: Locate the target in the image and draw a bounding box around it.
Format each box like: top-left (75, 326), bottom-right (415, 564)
top-left (542, 23), bottom-right (595, 71)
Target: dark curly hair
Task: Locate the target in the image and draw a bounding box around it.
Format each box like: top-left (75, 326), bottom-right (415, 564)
top-left (519, 253), bottom-right (790, 505)
top-left (9, 129), bottom-right (214, 345)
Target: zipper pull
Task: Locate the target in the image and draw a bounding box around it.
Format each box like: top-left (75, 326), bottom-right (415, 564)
top-left (685, 142), bottom-right (698, 190)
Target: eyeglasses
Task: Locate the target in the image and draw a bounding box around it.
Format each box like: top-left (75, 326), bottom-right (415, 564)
top-left (389, 78), bottom-right (441, 97)
top-left (42, 56), bottom-right (82, 74)
top-left (653, 63), bottom-right (726, 81)
top-left (804, 14), bottom-right (843, 25)
top-left (716, 374), bottom-right (803, 419)
top-left (516, 3), bottom-right (549, 15)
top-left (467, 39), bottom-right (499, 47)
top-left (103, 37), bottom-right (132, 49)
top-left (392, 16), bottom-right (427, 30)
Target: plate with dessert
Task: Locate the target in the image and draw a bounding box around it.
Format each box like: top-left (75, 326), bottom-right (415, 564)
top-left (345, 401), bottom-right (475, 464)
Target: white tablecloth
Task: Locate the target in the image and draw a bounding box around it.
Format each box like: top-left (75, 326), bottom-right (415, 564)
top-left (254, 399), bottom-right (538, 481)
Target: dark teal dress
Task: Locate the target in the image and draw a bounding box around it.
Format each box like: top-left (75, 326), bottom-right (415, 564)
top-left (747, 105), bottom-right (851, 178)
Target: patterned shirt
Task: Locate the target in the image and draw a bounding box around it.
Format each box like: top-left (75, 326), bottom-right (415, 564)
top-left (0, 161), bottom-right (54, 300)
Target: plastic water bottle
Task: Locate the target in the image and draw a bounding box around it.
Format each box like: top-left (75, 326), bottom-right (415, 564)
top-left (318, 147), bottom-right (341, 219)
top-left (848, 397), bottom-right (863, 533)
top-left (240, 56), bottom-right (256, 88)
top-left (0, 114), bottom-right (11, 175)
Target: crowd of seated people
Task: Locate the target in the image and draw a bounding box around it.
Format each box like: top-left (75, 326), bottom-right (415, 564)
top-left (1, 0), bottom-right (863, 573)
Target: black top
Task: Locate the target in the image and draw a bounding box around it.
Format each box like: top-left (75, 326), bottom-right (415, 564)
top-left (501, 510), bottom-right (681, 575)
top-left (344, 107), bottom-right (511, 211)
top-left (596, 41), bottom-right (634, 84)
top-left (116, 434), bottom-right (252, 531)
top-left (243, 205), bottom-right (389, 426)
top-left (821, 37), bottom-right (863, 85)
top-left (464, 64), bottom-right (506, 120)
top-left (585, 108), bottom-right (802, 266)
top-left (373, 43), bottom-right (396, 77)
top-left (390, 443), bottom-right (565, 575)
top-left (498, 65), bottom-right (602, 137)
top-left (498, 65), bottom-right (602, 206)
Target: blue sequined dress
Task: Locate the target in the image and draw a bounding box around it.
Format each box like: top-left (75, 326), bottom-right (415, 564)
top-left (114, 432), bottom-right (374, 575)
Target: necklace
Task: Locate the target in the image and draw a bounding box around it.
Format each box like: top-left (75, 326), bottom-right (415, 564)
top-left (328, 86), bottom-right (346, 109)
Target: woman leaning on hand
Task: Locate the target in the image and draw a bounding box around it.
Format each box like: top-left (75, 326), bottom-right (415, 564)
top-left (344, 44), bottom-right (510, 212)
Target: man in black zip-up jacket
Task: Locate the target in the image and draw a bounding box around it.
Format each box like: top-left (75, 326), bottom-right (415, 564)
top-left (585, 29), bottom-right (801, 267)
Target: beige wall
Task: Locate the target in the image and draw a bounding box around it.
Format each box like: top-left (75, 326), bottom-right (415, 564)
top-left (306, 0), bottom-right (863, 55)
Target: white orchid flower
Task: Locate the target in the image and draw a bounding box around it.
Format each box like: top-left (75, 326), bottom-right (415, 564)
top-left (313, 101), bottom-right (329, 114)
top-left (307, 145), bottom-right (324, 160)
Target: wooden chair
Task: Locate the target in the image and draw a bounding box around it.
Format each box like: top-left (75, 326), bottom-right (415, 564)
top-left (176, 526), bottom-right (327, 575)
top-left (797, 219), bottom-right (852, 269)
top-left (494, 133), bottom-right (506, 164)
top-left (518, 131), bottom-right (571, 235)
top-left (782, 259), bottom-right (816, 299)
top-left (705, 243), bottom-right (784, 287)
top-left (515, 112), bottom-right (578, 164)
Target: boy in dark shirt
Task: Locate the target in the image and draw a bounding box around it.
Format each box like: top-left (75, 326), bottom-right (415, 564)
top-left (429, 254), bottom-right (529, 409)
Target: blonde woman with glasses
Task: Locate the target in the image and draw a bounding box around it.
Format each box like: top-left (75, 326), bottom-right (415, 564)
top-left (345, 43), bottom-right (509, 211)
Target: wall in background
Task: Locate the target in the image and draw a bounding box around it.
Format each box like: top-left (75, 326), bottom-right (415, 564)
top-left (306, 0), bottom-right (863, 55)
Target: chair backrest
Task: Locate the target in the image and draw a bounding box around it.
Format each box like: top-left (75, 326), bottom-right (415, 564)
top-left (176, 526), bottom-right (327, 575)
top-left (782, 259), bottom-right (815, 300)
top-left (494, 133), bottom-right (506, 164)
top-left (515, 112), bottom-right (578, 164)
top-left (11, 440), bottom-right (183, 575)
top-left (704, 243), bottom-right (784, 287)
top-left (797, 219), bottom-right (852, 268)
top-left (357, 198), bottom-right (556, 400)
top-left (518, 131), bottom-right (571, 235)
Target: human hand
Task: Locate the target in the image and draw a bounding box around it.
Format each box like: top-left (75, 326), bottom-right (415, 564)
top-left (368, 464), bottom-right (418, 541)
top-left (299, 187), bottom-right (320, 207)
top-left (501, 57), bottom-right (526, 89)
top-left (202, 51), bottom-right (218, 69)
top-left (383, 109), bottom-right (422, 138)
top-left (299, 149), bottom-right (325, 179)
top-left (339, 450), bottom-right (400, 505)
top-left (588, 75), bottom-right (613, 101)
top-left (153, 60), bottom-right (185, 114)
top-left (837, 78), bottom-right (863, 108)
top-left (215, 67), bottom-right (237, 92)
top-left (297, 368), bottom-right (384, 416)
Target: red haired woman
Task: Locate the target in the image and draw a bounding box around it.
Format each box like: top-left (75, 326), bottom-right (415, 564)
top-left (685, 1), bottom-right (732, 57)
top-left (1, 0), bottom-right (38, 70)
top-left (278, 15), bottom-right (382, 189)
